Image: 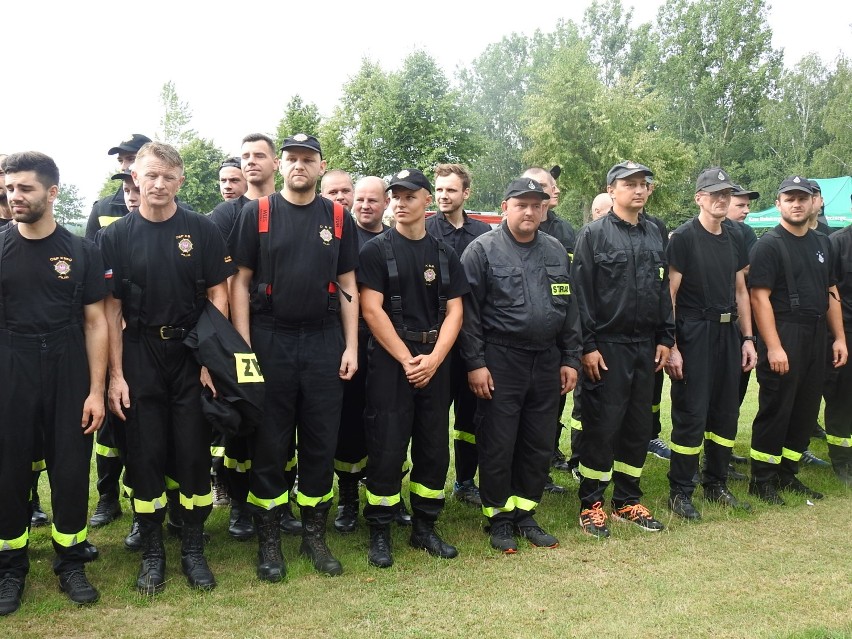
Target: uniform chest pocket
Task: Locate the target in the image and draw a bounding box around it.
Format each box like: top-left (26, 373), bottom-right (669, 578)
top-left (489, 266), bottom-right (525, 307)
top-left (545, 266), bottom-right (570, 305)
top-left (593, 250), bottom-right (628, 282)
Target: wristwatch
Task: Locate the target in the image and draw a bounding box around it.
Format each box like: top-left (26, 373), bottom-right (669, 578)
top-left (741, 335), bottom-right (757, 345)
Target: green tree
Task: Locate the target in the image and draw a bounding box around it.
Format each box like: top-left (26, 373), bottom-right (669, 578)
top-left (179, 137), bottom-right (225, 213)
top-left (276, 95), bottom-right (321, 148)
top-left (97, 173), bottom-right (119, 200)
top-left (54, 183), bottom-right (86, 226)
top-left (581, 0), bottom-right (643, 87)
top-left (811, 57), bottom-right (852, 176)
top-left (159, 81), bottom-right (196, 148)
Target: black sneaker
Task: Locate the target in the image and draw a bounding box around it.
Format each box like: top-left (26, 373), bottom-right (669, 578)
top-left (367, 525), bottom-right (394, 568)
top-left (0, 575), bottom-right (24, 616)
top-left (58, 568), bottom-right (99, 605)
top-left (488, 521), bottom-right (517, 554)
top-left (516, 523), bottom-right (559, 548)
top-left (801, 450), bottom-right (830, 467)
top-left (703, 484), bottom-right (751, 511)
top-left (748, 480), bottom-right (785, 505)
top-left (453, 480), bottom-right (482, 507)
top-left (669, 492), bottom-right (701, 520)
top-left (648, 438), bottom-right (672, 460)
top-left (579, 502), bottom-right (610, 539)
top-left (612, 503), bottom-right (664, 532)
top-left (777, 476), bottom-right (824, 500)
top-left (89, 496), bottom-right (121, 528)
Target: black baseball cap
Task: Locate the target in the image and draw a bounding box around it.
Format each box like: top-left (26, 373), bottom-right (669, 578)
top-left (549, 165), bottom-right (562, 180)
top-left (607, 161), bottom-right (653, 185)
top-left (731, 184), bottom-right (759, 200)
top-left (110, 169), bottom-right (134, 182)
top-left (807, 179), bottom-right (822, 193)
top-left (387, 169), bottom-right (432, 193)
top-left (220, 156), bottom-right (242, 170)
top-left (280, 133), bottom-right (322, 157)
top-left (695, 167), bottom-right (735, 193)
top-left (778, 176), bottom-right (814, 195)
top-left (107, 133), bottom-right (152, 156)
top-left (504, 177), bottom-right (550, 201)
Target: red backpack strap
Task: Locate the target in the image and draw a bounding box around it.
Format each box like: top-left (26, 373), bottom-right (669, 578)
top-left (332, 201), bottom-right (344, 240)
top-left (258, 196), bottom-right (270, 233)
top-left (327, 201), bottom-right (347, 304)
top-left (257, 196), bottom-right (273, 299)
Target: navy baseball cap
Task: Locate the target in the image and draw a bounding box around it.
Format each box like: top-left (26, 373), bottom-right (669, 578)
top-left (280, 133), bottom-right (322, 157)
top-left (731, 184), bottom-right (759, 200)
top-left (108, 133), bottom-right (152, 156)
top-left (387, 169), bottom-right (432, 194)
top-left (695, 167), bottom-right (736, 193)
top-left (778, 176), bottom-right (814, 195)
top-left (504, 177), bottom-right (550, 201)
top-left (607, 161), bottom-right (653, 185)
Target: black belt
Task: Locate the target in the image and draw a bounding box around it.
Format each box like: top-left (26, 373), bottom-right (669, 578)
top-left (677, 309), bottom-right (738, 323)
top-left (396, 328), bottom-right (438, 344)
top-left (126, 325), bottom-right (189, 340)
top-left (252, 314), bottom-right (339, 332)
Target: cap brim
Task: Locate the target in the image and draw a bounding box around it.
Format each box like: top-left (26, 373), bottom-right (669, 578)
top-left (610, 169), bottom-right (653, 184)
top-left (733, 190), bottom-right (759, 200)
top-left (778, 186), bottom-right (813, 195)
top-left (111, 173), bottom-right (133, 181)
top-left (700, 182), bottom-right (736, 193)
top-left (388, 181), bottom-right (428, 193)
top-left (505, 190), bottom-right (550, 200)
top-left (280, 143), bottom-right (322, 156)
top-left (107, 145), bottom-right (136, 155)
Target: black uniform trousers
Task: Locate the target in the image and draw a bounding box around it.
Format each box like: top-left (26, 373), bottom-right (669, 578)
top-left (478, 343), bottom-right (561, 525)
top-left (247, 317), bottom-right (344, 512)
top-left (751, 317), bottom-right (827, 482)
top-left (223, 434), bottom-right (251, 503)
top-left (578, 339), bottom-right (655, 508)
top-left (449, 344), bottom-right (478, 483)
top-left (668, 317), bottom-right (741, 496)
top-left (122, 332), bottom-right (212, 525)
top-left (335, 323), bottom-right (370, 481)
top-left (568, 377), bottom-right (583, 469)
top-left (363, 337), bottom-right (451, 526)
top-left (822, 329), bottom-right (852, 468)
top-left (94, 412), bottom-right (126, 500)
top-left (0, 325), bottom-right (93, 578)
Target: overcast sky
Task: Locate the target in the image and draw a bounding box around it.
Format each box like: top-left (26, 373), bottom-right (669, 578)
top-left (3, 0), bottom-right (851, 205)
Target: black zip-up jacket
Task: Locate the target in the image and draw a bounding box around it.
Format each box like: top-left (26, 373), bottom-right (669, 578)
top-left (572, 210), bottom-right (675, 354)
top-left (84, 187), bottom-right (128, 240)
top-left (539, 210), bottom-right (576, 259)
top-left (459, 222), bottom-right (581, 372)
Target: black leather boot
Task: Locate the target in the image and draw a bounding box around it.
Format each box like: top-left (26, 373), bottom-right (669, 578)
top-left (254, 508), bottom-right (286, 582)
top-left (300, 505), bottom-right (343, 576)
top-left (136, 520), bottom-right (166, 595)
top-left (181, 523), bottom-right (216, 590)
top-left (410, 517), bottom-right (458, 559)
top-left (367, 525), bottom-right (393, 568)
top-left (279, 501), bottom-right (303, 536)
top-left (333, 476), bottom-right (359, 533)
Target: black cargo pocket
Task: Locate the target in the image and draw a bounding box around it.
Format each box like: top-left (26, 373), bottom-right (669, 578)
top-left (593, 250), bottom-right (628, 283)
top-left (489, 266), bottom-right (524, 307)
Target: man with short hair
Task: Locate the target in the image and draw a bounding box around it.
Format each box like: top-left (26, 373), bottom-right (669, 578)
top-left (100, 142), bottom-right (234, 594)
top-left (591, 193), bottom-right (612, 221)
top-left (425, 163), bottom-right (491, 506)
top-left (665, 168), bottom-right (757, 520)
top-left (230, 133), bottom-right (359, 580)
top-left (748, 176), bottom-right (847, 504)
top-left (571, 161), bottom-right (674, 538)
top-left (461, 177), bottom-right (580, 553)
top-left (333, 176), bottom-right (391, 533)
top-left (0, 152), bottom-right (108, 614)
top-left (358, 168), bottom-right (468, 568)
top-left (321, 169), bottom-right (354, 211)
top-left (218, 157), bottom-right (247, 202)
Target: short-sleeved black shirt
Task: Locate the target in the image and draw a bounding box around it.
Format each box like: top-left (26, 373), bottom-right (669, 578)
top-left (358, 229), bottom-right (469, 332)
top-left (356, 224), bottom-right (389, 252)
top-left (229, 193), bottom-right (359, 323)
top-left (668, 217), bottom-right (748, 312)
top-left (1, 224), bottom-right (106, 333)
top-left (99, 207), bottom-right (234, 327)
top-left (425, 210), bottom-right (491, 259)
top-left (208, 195), bottom-right (249, 243)
top-left (748, 225), bottom-right (837, 317)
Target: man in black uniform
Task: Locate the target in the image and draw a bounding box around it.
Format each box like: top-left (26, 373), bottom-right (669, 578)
top-left (571, 161), bottom-right (674, 538)
top-left (333, 176), bottom-right (391, 533)
top-left (100, 142), bottom-right (233, 594)
top-left (218, 157), bottom-right (247, 203)
top-left (461, 177), bottom-right (581, 553)
top-left (0, 152), bottom-right (108, 614)
top-left (230, 133), bottom-right (359, 580)
top-left (425, 163), bottom-right (491, 507)
top-left (748, 176), bottom-right (847, 504)
top-left (359, 168), bottom-right (468, 568)
top-left (665, 168), bottom-right (757, 520)
top-left (87, 133), bottom-right (152, 535)
top-left (824, 196), bottom-right (852, 486)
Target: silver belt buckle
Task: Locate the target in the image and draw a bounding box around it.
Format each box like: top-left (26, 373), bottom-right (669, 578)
top-left (719, 313), bottom-right (732, 323)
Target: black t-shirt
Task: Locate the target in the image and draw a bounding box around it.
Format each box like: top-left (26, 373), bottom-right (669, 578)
top-left (208, 195), bottom-right (249, 243)
top-left (99, 207), bottom-right (234, 326)
top-left (358, 229), bottom-right (469, 332)
top-left (749, 225), bottom-right (838, 317)
top-left (830, 226), bottom-right (852, 327)
top-left (425, 211), bottom-right (491, 260)
top-left (229, 193), bottom-right (359, 323)
top-left (0, 224), bottom-right (106, 333)
top-left (356, 224), bottom-right (389, 252)
top-left (668, 217), bottom-right (748, 312)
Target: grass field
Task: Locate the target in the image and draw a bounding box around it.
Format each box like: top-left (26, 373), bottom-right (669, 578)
top-left (5, 380), bottom-right (851, 639)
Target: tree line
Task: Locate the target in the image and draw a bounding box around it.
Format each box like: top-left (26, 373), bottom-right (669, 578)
top-left (93, 0), bottom-right (852, 231)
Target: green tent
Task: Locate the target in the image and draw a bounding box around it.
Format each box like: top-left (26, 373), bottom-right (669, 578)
top-left (745, 176), bottom-right (852, 229)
